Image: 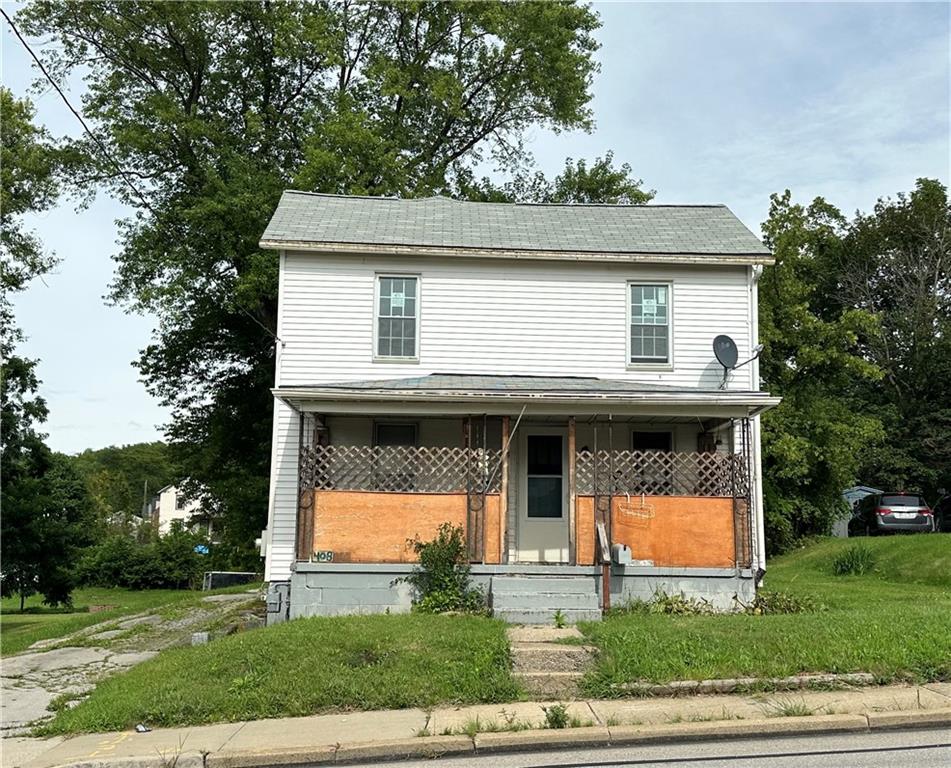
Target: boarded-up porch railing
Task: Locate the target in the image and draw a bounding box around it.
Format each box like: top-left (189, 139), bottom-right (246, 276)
top-left (575, 450), bottom-right (748, 497)
top-left (299, 444), bottom-right (503, 494)
top-left (576, 448), bottom-right (753, 569)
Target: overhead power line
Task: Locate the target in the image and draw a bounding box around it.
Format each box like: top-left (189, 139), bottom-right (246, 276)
top-left (1, 8), bottom-right (282, 345)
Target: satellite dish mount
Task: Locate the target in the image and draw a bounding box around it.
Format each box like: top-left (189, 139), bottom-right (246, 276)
top-left (713, 335), bottom-right (763, 389)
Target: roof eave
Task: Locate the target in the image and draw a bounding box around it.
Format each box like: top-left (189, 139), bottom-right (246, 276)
top-left (259, 239), bottom-right (774, 266)
top-left (273, 386), bottom-right (781, 414)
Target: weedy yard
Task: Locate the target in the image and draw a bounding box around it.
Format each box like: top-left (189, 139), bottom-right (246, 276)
top-left (580, 535), bottom-right (951, 697)
top-left (34, 536), bottom-right (951, 735)
top-left (37, 613), bottom-right (518, 735)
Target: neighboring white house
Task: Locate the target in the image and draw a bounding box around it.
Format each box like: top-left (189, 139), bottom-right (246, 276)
top-left (151, 484), bottom-right (211, 536)
top-left (259, 193), bottom-right (779, 624)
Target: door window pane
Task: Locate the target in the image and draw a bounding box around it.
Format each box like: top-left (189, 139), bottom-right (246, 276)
top-left (527, 435), bottom-right (563, 518)
top-left (528, 477), bottom-right (562, 518)
top-left (527, 435), bottom-right (562, 474)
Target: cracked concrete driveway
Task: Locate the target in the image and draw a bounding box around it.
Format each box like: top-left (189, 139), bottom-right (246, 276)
top-left (1, 647), bottom-right (157, 735)
top-left (1, 591), bottom-right (262, 740)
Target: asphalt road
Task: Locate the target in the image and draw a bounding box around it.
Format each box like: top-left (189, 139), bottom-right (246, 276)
top-left (353, 728), bottom-right (951, 768)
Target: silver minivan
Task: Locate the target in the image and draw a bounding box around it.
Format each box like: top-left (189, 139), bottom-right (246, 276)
top-left (849, 493), bottom-right (935, 536)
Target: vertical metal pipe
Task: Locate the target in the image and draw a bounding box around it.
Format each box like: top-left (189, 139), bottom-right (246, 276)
top-left (568, 416), bottom-right (577, 566)
top-left (500, 415), bottom-right (510, 565)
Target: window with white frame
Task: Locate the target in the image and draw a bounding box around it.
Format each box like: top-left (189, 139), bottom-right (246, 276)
top-left (376, 276), bottom-right (418, 359)
top-left (629, 283), bottom-right (670, 364)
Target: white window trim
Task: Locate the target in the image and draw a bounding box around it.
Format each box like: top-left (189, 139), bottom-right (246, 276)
top-left (626, 280), bottom-right (674, 371)
top-left (373, 273), bottom-right (421, 363)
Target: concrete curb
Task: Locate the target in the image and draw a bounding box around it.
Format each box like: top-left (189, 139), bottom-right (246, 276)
top-left (33, 709), bottom-right (951, 768)
top-left (867, 707), bottom-right (951, 730)
top-left (616, 672), bottom-right (878, 697)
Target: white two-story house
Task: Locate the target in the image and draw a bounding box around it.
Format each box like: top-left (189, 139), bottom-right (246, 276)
top-left (260, 193), bottom-right (778, 624)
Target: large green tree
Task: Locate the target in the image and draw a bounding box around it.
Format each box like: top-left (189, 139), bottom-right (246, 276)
top-left (835, 179), bottom-right (951, 498)
top-left (70, 441), bottom-right (176, 529)
top-left (18, 1), bottom-right (626, 562)
top-left (758, 192), bottom-right (883, 552)
top-left (458, 151), bottom-right (654, 204)
top-left (1, 88), bottom-right (93, 608)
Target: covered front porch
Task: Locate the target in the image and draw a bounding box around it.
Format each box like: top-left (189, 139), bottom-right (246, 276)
top-left (276, 375), bottom-right (778, 619)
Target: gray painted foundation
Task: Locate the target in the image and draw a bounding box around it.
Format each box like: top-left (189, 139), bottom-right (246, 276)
top-left (267, 562), bottom-right (755, 623)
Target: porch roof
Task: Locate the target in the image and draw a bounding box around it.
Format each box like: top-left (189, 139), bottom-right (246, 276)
top-left (273, 373), bottom-right (780, 418)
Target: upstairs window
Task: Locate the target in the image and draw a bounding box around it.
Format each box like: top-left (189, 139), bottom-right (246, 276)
top-left (376, 275), bottom-right (419, 360)
top-left (629, 283), bottom-right (671, 365)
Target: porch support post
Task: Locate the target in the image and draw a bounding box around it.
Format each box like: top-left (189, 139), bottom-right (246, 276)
top-left (296, 412), bottom-right (320, 563)
top-left (568, 416), bottom-right (577, 566)
top-left (500, 415), bottom-right (510, 564)
top-left (295, 411), bottom-right (307, 561)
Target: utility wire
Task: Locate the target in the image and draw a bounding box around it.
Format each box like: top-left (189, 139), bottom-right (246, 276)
top-left (2, 8), bottom-right (283, 345)
top-left (2, 7), bottom-right (159, 218)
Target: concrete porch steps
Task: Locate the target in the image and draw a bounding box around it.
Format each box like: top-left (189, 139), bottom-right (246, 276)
top-left (506, 625), bottom-right (596, 699)
top-left (490, 575), bottom-right (602, 625)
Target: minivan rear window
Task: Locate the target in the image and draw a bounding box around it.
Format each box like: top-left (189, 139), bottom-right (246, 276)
top-left (881, 494), bottom-right (926, 507)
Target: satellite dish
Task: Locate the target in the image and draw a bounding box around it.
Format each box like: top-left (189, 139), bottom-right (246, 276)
top-left (713, 335), bottom-right (739, 369)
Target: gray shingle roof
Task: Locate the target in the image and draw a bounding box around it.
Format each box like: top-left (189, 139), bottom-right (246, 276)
top-left (261, 192), bottom-right (770, 260)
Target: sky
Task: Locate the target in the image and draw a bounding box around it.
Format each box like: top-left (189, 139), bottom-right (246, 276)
top-left (3, 1), bottom-right (949, 454)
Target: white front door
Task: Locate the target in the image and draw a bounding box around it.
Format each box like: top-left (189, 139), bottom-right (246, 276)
top-left (516, 427), bottom-right (569, 563)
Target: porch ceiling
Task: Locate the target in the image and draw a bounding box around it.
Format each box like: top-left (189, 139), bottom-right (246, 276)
top-left (273, 373), bottom-right (780, 419)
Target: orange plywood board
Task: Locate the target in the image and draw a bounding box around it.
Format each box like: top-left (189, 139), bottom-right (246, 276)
top-left (311, 491), bottom-right (501, 564)
top-left (576, 496), bottom-right (596, 565)
top-left (577, 495), bottom-right (736, 568)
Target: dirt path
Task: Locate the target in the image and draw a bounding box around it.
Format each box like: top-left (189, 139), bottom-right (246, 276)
top-left (1, 590), bottom-right (262, 737)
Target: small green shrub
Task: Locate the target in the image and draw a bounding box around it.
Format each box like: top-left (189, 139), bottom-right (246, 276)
top-left (737, 590), bottom-right (818, 615)
top-left (543, 703), bottom-right (569, 729)
top-left (832, 544), bottom-right (877, 576)
top-left (77, 523), bottom-right (210, 589)
top-left (400, 523), bottom-right (486, 614)
top-left (647, 591), bottom-right (715, 615)
top-left (553, 609), bottom-right (567, 628)
top-left (606, 591), bottom-right (716, 616)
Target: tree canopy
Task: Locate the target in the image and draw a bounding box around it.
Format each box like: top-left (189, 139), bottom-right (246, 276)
top-left (17, 1), bottom-right (638, 561)
top-left (837, 179), bottom-right (951, 497)
top-left (757, 179), bottom-right (949, 551)
top-left (69, 441), bottom-right (177, 529)
top-left (458, 151), bottom-right (654, 204)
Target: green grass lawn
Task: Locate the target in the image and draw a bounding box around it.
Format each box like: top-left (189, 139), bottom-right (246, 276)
top-left (1, 583), bottom-right (263, 657)
top-left (0, 588), bottom-right (198, 656)
top-left (38, 612), bottom-right (518, 735)
top-left (581, 535), bottom-right (951, 697)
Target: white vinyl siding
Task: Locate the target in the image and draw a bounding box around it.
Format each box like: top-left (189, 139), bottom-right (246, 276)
top-left (278, 255), bottom-right (752, 390)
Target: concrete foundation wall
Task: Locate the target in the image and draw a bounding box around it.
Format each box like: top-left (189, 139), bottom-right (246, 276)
top-left (609, 566), bottom-right (755, 611)
top-left (270, 564), bottom-right (754, 622)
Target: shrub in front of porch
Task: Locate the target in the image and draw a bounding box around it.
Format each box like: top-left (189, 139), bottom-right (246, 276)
top-left (400, 523), bottom-right (487, 614)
